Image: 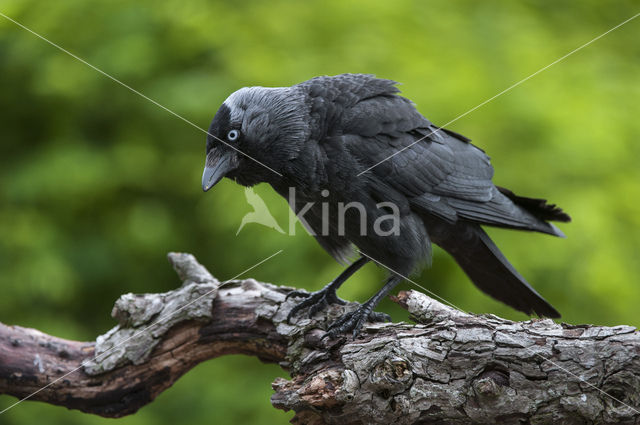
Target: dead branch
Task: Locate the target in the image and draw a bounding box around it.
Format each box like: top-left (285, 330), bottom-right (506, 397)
top-left (0, 253), bottom-right (638, 424)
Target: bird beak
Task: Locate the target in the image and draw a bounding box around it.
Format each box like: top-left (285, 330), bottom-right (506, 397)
top-left (202, 150), bottom-right (236, 192)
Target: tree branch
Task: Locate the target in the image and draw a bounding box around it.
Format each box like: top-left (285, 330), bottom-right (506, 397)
top-left (1, 253), bottom-right (638, 423)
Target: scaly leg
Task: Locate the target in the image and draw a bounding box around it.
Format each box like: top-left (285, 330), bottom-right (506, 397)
top-left (326, 274), bottom-right (402, 338)
top-left (286, 257), bottom-right (369, 321)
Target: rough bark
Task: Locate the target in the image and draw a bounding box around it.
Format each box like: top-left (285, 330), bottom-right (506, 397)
top-left (0, 253), bottom-right (638, 424)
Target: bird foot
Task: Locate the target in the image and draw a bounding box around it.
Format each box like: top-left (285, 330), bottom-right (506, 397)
top-left (286, 285), bottom-right (346, 322)
top-left (325, 304), bottom-right (391, 339)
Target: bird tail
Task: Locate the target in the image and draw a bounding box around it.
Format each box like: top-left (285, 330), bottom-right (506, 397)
top-left (429, 220), bottom-right (561, 318)
top-left (441, 187), bottom-right (571, 238)
top-left (496, 186), bottom-right (571, 236)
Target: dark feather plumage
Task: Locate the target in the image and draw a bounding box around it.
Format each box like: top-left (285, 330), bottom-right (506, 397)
top-left (203, 74), bottom-right (569, 334)
top-left (497, 186), bottom-right (572, 223)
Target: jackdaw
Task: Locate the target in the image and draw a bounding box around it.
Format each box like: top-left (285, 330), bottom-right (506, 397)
top-left (202, 74), bottom-right (570, 337)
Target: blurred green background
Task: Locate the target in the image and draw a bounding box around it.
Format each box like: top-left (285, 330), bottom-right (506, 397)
top-left (1, 0), bottom-right (639, 423)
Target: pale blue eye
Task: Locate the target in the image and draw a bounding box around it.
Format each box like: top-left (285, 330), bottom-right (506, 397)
top-left (227, 129), bottom-right (240, 141)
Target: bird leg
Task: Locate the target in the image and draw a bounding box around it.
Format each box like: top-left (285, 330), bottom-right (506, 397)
top-left (286, 257), bottom-right (369, 321)
top-left (325, 274), bottom-right (402, 338)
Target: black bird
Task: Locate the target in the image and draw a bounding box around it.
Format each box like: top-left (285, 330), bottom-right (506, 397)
top-left (202, 74), bottom-right (570, 337)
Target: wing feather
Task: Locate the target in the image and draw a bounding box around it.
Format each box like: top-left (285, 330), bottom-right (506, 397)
top-left (303, 74), bottom-right (559, 232)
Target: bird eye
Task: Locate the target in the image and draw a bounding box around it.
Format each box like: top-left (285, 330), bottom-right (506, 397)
top-left (227, 129), bottom-right (240, 141)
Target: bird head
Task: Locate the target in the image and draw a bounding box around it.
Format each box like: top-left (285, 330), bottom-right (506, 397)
top-left (202, 86), bottom-right (309, 191)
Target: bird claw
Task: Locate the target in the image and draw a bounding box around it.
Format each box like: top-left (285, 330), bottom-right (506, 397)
top-left (286, 286), bottom-right (346, 322)
top-left (368, 311), bottom-right (392, 323)
top-left (324, 305), bottom-right (391, 339)
top-left (284, 289), bottom-right (310, 301)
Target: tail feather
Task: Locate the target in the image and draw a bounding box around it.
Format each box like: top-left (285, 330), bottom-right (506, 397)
top-left (497, 186), bottom-right (571, 223)
top-left (440, 187), bottom-right (570, 238)
top-left (428, 218), bottom-right (560, 318)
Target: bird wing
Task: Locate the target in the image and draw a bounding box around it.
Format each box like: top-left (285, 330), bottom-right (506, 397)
top-left (316, 78), bottom-right (555, 232)
top-left (338, 93), bottom-right (492, 203)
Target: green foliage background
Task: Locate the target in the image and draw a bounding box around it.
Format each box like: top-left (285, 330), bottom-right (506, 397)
top-left (1, 1), bottom-right (638, 423)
